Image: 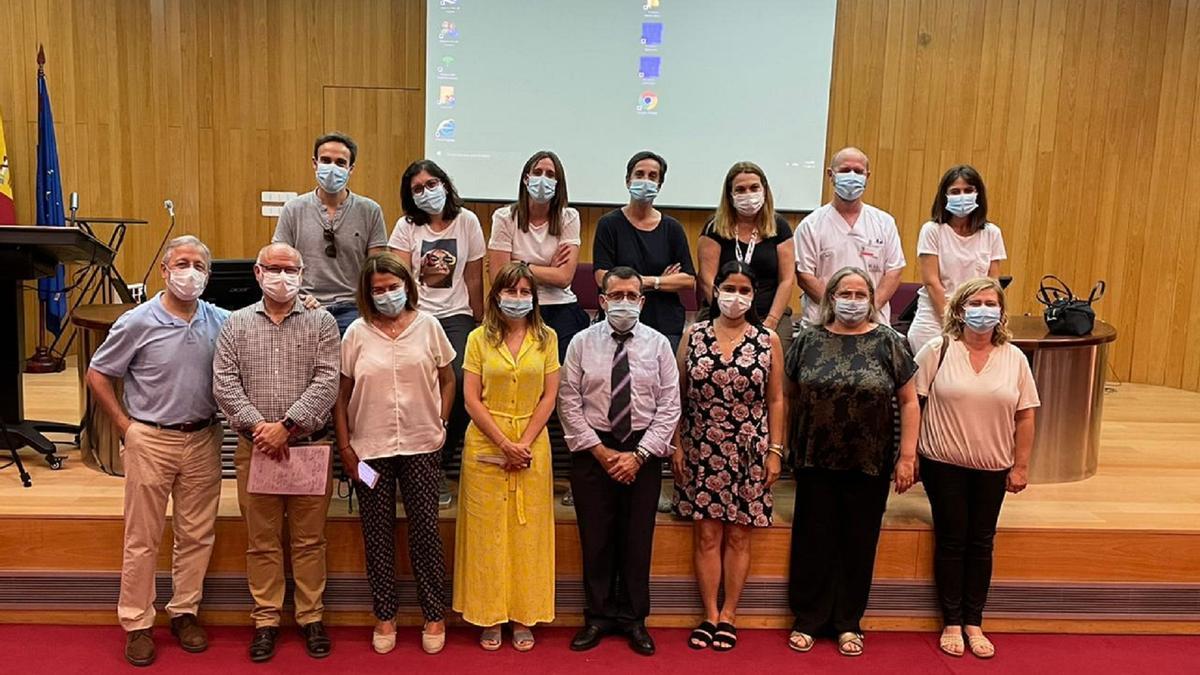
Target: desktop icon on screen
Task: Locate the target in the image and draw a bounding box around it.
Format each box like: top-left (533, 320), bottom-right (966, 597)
top-left (641, 22), bottom-right (663, 46)
top-left (434, 119), bottom-right (456, 141)
top-left (644, 0), bottom-right (660, 10)
top-left (439, 21), bottom-right (459, 41)
top-left (637, 91), bottom-right (659, 112)
top-left (639, 56), bottom-right (661, 79)
top-left (438, 86), bottom-right (456, 108)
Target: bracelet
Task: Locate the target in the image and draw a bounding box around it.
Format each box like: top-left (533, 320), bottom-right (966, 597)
top-left (338, 446), bottom-right (351, 453)
top-left (653, 276), bottom-right (661, 290)
top-left (767, 446), bottom-right (785, 459)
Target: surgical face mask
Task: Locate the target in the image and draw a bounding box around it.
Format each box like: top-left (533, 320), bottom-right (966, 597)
top-left (832, 171), bottom-right (867, 201)
top-left (499, 297), bottom-right (534, 319)
top-left (525, 175), bottom-right (557, 204)
top-left (605, 299), bottom-right (642, 332)
top-left (260, 270), bottom-right (301, 304)
top-left (316, 163), bottom-right (349, 194)
top-left (166, 266), bottom-right (208, 302)
top-left (964, 305), bottom-right (1002, 333)
top-left (717, 291), bottom-right (752, 319)
top-left (834, 298), bottom-right (871, 325)
top-left (414, 185), bottom-right (447, 215)
top-left (732, 192), bottom-right (764, 217)
top-left (628, 179), bottom-right (659, 203)
top-left (945, 192), bottom-right (979, 218)
top-left (373, 288), bottom-right (408, 317)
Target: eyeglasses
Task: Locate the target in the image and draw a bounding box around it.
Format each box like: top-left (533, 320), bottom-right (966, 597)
top-left (257, 264), bottom-right (303, 276)
top-left (604, 292), bottom-right (641, 302)
top-left (410, 178), bottom-right (442, 195)
top-left (323, 228), bottom-right (336, 258)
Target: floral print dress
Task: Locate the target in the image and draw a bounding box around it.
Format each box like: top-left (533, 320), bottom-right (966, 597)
top-left (673, 320), bottom-right (774, 527)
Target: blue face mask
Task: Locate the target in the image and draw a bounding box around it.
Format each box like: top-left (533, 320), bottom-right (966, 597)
top-left (499, 297), bottom-right (534, 319)
top-left (414, 185), bottom-right (447, 215)
top-left (373, 288), bottom-right (408, 317)
top-left (832, 171), bottom-right (867, 201)
top-left (628, 179), bottom-right (659, 203)
top-left (964, 305), bottom-right (1001, 333)
top-left (525, 175), bottom-right (557, 203)
top-left (316, 163), bottom-right (349, 194)
top-left (946, 192), bottom-right (979, 218)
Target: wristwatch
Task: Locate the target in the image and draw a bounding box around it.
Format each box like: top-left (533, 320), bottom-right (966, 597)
top-left (282, 418), bottom-right (298, 434)
top-left (635, 447), bottom-right (652, 464)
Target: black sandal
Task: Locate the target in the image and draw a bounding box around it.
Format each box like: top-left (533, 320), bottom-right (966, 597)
top-left (712, 622), bottom-right (738, 651)
top-left (688, 621), bottom-right (717, 649)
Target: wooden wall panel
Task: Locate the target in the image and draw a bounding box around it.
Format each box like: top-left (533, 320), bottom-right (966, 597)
top-left (2, 0), bottom-right (1200, 390)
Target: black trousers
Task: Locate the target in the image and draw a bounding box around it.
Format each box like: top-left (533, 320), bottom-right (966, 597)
top-left (920, 456), bottom-right (1009, 626)
top-left (358, 452), bottom-right (445, 622)
top-left (539, 301), bottom-right (590, 364)
top-left (788, 468), bottom-right (890, 635)
top-left (570, 429), bottom-right (662, 630)
top-left (437, 314), bottom-right (476, 479)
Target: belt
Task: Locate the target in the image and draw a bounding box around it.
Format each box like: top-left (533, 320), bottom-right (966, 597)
top-left (132, 417), bottom-right (216, 433)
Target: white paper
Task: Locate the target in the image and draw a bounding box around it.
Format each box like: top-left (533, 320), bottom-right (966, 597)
top-left (357, 461), bottom-right (380, 489)
top-left (247, 445), bottom-right (330, 496)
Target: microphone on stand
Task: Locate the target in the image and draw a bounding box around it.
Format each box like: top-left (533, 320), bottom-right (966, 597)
top-left (68, 192), bottom-right (79, 225)
top-left (140, 198), bottom-right (179, 289)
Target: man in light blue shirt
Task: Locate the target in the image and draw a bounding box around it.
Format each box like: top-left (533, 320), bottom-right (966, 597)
top-left (86, 235), bottom-right (229, 667)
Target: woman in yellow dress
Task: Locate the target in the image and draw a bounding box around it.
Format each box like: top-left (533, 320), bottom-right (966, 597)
top-left (454, 261), bottom-right (560, 651)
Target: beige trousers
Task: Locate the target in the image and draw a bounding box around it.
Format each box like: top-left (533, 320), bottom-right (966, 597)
top-left (234, 437), bottom-right (334, 627)
top-left (117, 422), bottom-right (223, 631)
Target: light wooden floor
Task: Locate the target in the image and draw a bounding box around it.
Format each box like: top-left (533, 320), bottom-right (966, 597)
top-left (5, 367), bottom-right (1200, 532)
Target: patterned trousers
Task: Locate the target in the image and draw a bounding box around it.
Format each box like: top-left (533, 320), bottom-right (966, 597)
top-left (358, 451), bottom-right (446, 622)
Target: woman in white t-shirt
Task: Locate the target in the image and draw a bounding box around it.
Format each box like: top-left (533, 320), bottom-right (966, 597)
top-left (334, 252), bottom-right (457, 655)
top-left (389, 159), bottom-right (486, 502)
top-left (487, 150), bottom-right (589, 362)
top-left (895, 277), bottom-right (1039, 660)
top-left (907, 165), bottom-right (1007, 354)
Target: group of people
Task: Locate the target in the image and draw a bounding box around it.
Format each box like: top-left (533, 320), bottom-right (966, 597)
top-left (85, 132), bottom-right (1039, 667)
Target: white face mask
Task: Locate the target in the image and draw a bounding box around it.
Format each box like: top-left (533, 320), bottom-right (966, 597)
top-left (525, 175), bottom-right (557, 203)
top-left (166, 267), bottom-right (208, 302)
top-left (414, 185), bottom-right (447, 215)
top-left (260, 270), bottom-right (301, 304)
top-left (717, 291), bottom-right (752, 319)
top-left (732, 192), bottom-right (764, 217)
top-left (605, 299), bottom-right (642, 332)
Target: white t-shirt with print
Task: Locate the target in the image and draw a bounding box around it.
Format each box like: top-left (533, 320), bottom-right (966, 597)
top-left (388, 210), bottom-right (486, 318)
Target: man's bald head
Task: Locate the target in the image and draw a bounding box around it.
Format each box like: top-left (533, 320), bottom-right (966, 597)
top-left (829, 147), bottom-right (870, 172)
top-left (256, 243), bottom-right (303, 267)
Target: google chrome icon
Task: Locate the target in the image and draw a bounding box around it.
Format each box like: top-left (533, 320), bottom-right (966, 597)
top-left (639, 91), bottom-right (659, 111)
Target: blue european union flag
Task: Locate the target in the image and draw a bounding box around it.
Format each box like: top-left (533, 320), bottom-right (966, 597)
top-left (36, 54), bottom-right (67, 337)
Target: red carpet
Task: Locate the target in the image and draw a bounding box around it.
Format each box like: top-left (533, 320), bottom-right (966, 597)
top-left (5, 624), bottom-right (1198, 674)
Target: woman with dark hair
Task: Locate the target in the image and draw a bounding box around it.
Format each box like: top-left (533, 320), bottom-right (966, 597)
top-left (784, 266), bottom-right (918, 658)
top-left (697, 162), bottom-right (795, 343)
top-left (389, 159), bottom-right (486, 507)
top-left (671, 261), bottom-right (784, 652)
top-left (907, 164), bottom-right (1007, 354)
top-left (592, 150), bottom-right (695, 353)
top-left (898, 277), bottom-right (1038, 659)
top-left (488, 150), bottom-right (588, 362)
top-left (334, 252), bottom-right (456, 655)
top-left (454, 262), bottom-right (560, 652)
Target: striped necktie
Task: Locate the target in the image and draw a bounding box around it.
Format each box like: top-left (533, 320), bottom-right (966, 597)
top-left (608, 330), bottom-right (634, 444)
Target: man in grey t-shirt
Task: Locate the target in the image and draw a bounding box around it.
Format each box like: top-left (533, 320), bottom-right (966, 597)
top-left (273, 132), bottom-right (388, 334)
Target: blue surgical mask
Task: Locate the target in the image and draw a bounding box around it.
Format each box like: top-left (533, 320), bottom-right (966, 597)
top-left (946, 192), bottom-right (979, 218)
top-left (605, 300), bottom-right (642, 332)
top-left (832, 171), bottom-right (867, 201)
top-left (414, 185), bottom-right (447, 215)
top-left (964, 306), bottom-right (1001, 333)
top-left (373, 288), bottom-right (408, 317)
top-left (316, 163), bottom-right (349, 194)
top-left (834, 298), bottom-right (871, 325)
top-left (628, 179), bottom-right (659, 203)
top-left (525, 175), bottom-right (557, 203)
top-left (499, 297), bottom-right (533, 319)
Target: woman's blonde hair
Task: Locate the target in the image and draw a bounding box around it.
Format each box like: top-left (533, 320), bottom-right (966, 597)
top-left (819, 266), bottom-right (878, 326)
top-left (483, 261), bottom-right (550, 346)
top-left (942, 276), bottom-right (1011, 345)
top-left (711, 161), bottom-right (778, 240)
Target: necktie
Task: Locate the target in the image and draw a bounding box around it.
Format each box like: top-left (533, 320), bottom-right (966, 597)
top-left (608, 330), bottom-right (634, 444)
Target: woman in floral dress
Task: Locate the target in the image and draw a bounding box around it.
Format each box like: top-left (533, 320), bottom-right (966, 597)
top-left (671, 261), bottom-right (785, 652)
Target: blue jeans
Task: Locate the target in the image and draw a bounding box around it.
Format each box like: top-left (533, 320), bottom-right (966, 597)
top-left (325, 302), bottom-right (359, 336)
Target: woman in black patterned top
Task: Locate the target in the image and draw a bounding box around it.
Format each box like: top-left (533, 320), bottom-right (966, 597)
top-left (671, 261), bottom-right (784, 652)
top-left (782, 266), bottom-right (919, 658)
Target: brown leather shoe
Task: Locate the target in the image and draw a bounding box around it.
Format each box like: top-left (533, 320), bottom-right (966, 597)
top-left (170, 613), bottom-right (208, 653)
top-left (125, 628), bottom-right (156, 667)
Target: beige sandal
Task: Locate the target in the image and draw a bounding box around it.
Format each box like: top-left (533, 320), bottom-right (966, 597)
top-left (372, 621), bottom-right (397, 655)
top-left (787, 631), bottom-right (815, 652)
top-left (939, 630), bottom-right (964, 657)
top-left (967, 634), bottom-right (996, 659)
top-left (422, 622), bottom-right (446, 655)
top-left (479, 625), bottom-right (502, 652)
top-left (511, 625), bottom-right (535, 652)
top-left (837, 632), bottom-right (864, 656)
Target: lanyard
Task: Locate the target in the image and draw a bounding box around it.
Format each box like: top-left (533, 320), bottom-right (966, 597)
top-left (734, 231), bottom-right (758, 264)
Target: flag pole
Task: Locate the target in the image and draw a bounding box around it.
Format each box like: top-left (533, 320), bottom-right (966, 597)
top-left (25, 44), bottom-right (65, 374)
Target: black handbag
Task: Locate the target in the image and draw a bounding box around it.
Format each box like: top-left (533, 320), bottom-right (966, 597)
top-left (1037, 275), bottom-right (1106, 336)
